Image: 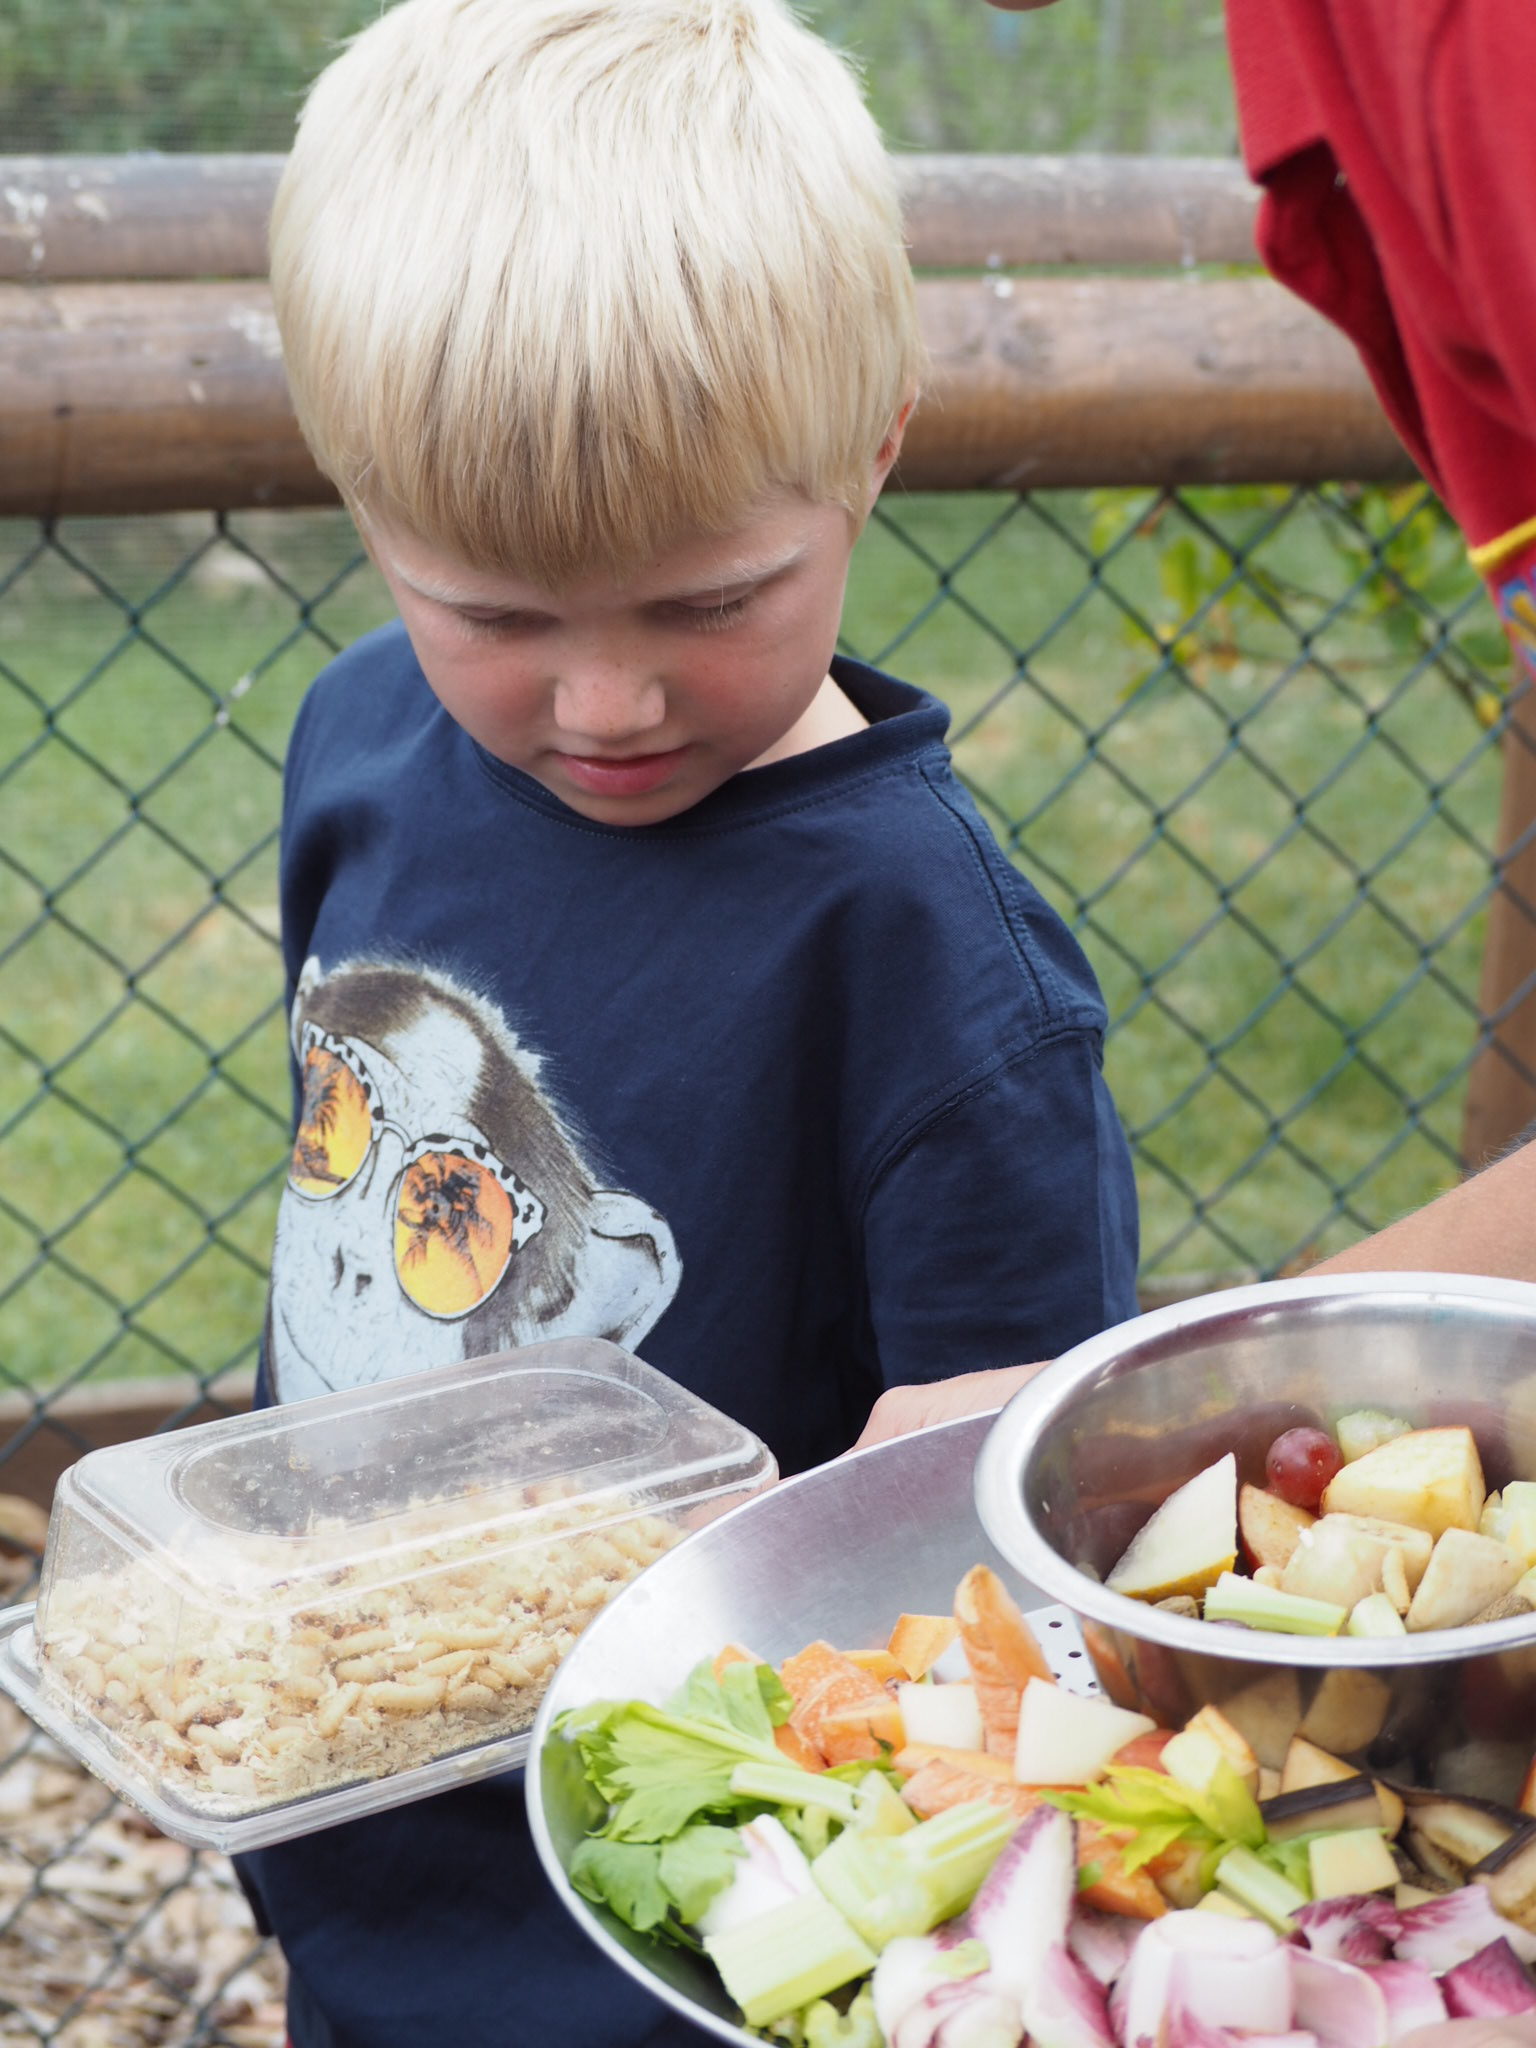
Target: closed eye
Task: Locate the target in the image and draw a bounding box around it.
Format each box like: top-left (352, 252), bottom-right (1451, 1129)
top-left (661, 594), bottom-right (753, 631)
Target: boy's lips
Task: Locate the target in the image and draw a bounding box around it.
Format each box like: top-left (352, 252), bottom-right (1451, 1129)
top-left (555, 745), bottom-right (692, 798)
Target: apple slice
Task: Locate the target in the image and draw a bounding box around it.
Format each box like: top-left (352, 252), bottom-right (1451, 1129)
top-left (1239, 1484), bottom-right (1315, 1572)
top-left (1320, 1426), bottom-right (1486, 1538)
top-left (1406, 1527), bottom-right (1524, 1632)
top-left (1013, 1676), bottom-right (1155, 1786)
top-left (1106, 1453), bottom-right (1237, 1604)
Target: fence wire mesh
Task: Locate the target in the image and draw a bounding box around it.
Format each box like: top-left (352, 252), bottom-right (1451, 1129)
top-left (0, 481), bottom-right (1512, 2041)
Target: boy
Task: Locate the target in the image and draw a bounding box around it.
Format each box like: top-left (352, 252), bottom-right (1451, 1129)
top-left (242, 2), bottom-right (1139, 2041)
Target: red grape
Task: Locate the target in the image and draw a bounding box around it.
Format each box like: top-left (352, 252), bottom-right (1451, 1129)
top-left (1265, 1426), bottom-right (1343, 1511)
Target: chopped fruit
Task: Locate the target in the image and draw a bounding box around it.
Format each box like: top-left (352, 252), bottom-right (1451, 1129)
top-left (952, 1564), bottom-right (1053, 1762)
top-left (1266, 1427), bottom-right (1343, 1512)
top-left (1482, 1482), bottom-right (1536, 1569)
top-left (1347, 1591), bottom-right (1407, 1637)
top-left (1238, 1483), bottom-right (1315, 1573)
top-left (1407, 1528), bottom-right (1525, 1632)
top-left (1334, 1408), bottom-right (1413, 1463)
top-left (1104, 1454), bottom-right (1238, 1605)
top-left (1013, 1677), bottom-right (1155, 1787)
top-left (895, 1680), bottom-right (984, 1754)
top-left (1298, 1667), bottom-right (1391, 1754)
top-left (1218, 1669), bottom-right (1304, 1771)
top-left (1320, 1425), bottom-right (1486, 1539)
top-left (1308, 1827), bottom-right (1400, 1898)
top-left (1180, 1706), bottom-right (1258, 1792)
top-left (1280, 1517), bottom-right (1396, 1612)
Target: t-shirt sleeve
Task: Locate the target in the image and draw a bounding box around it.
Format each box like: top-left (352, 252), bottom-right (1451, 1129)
top-left (860, 1031), bottom-right (1139, 1389)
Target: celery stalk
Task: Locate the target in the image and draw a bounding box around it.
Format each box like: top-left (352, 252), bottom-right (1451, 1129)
top-left (702, 1890), bottom-right (875, 2027)
top-left (811, 1798), bottom-right (1016, 1950)
top-left (1203, 1572), bottom-right (1347, 1637)
top-left (728, 1762), bottom-right (860, 1822)
top-left (1215, 1845), bottom-right (1308, 1932)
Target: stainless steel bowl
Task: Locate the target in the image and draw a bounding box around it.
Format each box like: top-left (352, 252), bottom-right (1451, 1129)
top-left (975, 1270), bottom-right (1536, 1804)
top-left (527, 1413), bottom-right (1075, 2046)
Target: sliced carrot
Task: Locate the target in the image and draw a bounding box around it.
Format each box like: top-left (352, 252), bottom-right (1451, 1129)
top-left (887, 1613), bottom-right (960, 1681)
top-left (900, 1757), bottom-right (1048, 1822)
top-left (712, 1642), bottom-right (762, 1680)
top-left (816, 1693), bottom-right (906, 1764)
top-left (892, 1743), bottom-right (1016, 1782)
top-left (953, 1565), bottom-right (1055, 1759)
top-left (847, 1648), bottom-right (905, 1684)
top-left (1078, 1823), bottom-right (1167, 1920)
top-left (779, 1641), bottom-right (897, 1763)
top-left (773, 1720), bottom-right (828, 1772)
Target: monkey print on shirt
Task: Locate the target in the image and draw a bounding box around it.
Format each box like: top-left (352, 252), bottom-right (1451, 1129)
top-left (266, 958), bottom-right (681, 1404)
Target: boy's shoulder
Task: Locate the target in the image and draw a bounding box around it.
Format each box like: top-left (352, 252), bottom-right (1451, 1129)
top-left (823, 661), bottom-right (1106, 1040)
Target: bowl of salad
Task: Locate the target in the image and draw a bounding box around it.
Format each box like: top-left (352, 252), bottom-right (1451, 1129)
top-left (529, 1383), bottom-right (1536, 2045)
top-left (974, 1270), bottom-right (1536, 1814)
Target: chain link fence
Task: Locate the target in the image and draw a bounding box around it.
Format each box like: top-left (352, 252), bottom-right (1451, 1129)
top-left (0, 477), bottom-right (1512, 2040)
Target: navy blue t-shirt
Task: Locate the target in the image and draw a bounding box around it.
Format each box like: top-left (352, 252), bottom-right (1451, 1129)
top-left (239, 627), bottom-right (1137, 2047)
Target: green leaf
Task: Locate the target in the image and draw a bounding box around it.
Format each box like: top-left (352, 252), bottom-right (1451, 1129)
top-left (657, 1825), bottom-right (745, 1925)
top-left (569, 1838), bottom-right (674, 1933)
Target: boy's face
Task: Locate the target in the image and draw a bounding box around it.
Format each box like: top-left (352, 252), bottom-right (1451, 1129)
top-left (367, 492), bottom-right (868, 827)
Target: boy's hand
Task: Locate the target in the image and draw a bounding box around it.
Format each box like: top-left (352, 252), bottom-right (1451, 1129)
top-left (853, 1362), bottom-right (1048, 1450)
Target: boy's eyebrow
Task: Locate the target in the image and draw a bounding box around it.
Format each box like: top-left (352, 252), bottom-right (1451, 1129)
top-left (390, 541), bottom-right (810, 610)
top-left (663, 542), bottom-right (810, 601)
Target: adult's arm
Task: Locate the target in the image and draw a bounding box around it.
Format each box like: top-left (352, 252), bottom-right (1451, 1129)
top-left (1307, 1139), bottom-right (1536, 1283)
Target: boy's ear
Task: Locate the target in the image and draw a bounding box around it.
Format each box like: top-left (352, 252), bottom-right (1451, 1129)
top-left (869, 390), bottom-right (919, 509)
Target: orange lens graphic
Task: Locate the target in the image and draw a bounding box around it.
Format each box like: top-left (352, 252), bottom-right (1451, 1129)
top-left (290, 1045), bottom-right (376, 1197)
top-left (393, 1153), bottom-right (515, 1317)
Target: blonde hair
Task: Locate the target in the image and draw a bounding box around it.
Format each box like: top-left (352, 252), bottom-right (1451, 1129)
top-left (270, 0), bottom-right (922, 586)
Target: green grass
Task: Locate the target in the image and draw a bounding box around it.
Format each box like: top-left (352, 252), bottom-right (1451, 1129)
top-left (0, 493), bottom-right (1507, 1392)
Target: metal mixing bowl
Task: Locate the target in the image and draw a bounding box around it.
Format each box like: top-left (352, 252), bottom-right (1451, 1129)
top-left (526, 1412), bottom-right (1087, 2046)
top-left (974, 1270), bottom-right (1536, 1806)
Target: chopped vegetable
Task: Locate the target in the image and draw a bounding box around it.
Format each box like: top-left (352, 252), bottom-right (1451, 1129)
top-left (553, 1562), bottom-right (1536, 2038)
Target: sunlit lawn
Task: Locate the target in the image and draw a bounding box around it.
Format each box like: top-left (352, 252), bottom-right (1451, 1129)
top-left (0, 492), bottom-right (1505, 1391)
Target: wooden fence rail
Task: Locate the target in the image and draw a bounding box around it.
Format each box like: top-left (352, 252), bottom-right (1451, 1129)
top-left (1, 152), bottom-right (1262, 281)
top-left (1, 151), bottom-right (1532, 1167)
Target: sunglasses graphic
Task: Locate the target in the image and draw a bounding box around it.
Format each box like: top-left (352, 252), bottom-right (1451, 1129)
top-left (287, 1025), bottom-right (547, 1321)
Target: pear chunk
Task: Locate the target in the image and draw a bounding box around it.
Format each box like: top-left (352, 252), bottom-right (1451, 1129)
top-left (1106, 1453), bottom-right (1237, 1604)
top-left (1319, 1425), bottom-right (1486, 1538)
top-left (1405, 1527), bottom-right (1524, 1632)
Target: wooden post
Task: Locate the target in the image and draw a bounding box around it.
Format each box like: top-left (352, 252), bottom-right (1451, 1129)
top-left (1462, 674), bottom-right (1536, 1168)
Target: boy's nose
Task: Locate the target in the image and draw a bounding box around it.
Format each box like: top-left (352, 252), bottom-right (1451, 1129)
top-left (552, 662), bottom-right (668, 745)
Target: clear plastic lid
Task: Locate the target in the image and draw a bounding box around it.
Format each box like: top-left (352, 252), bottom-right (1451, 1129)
top-left (2, 1339), bottom-right (775, 1850)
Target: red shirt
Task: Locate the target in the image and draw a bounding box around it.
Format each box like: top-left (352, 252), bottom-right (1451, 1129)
top-left (1226, 0), bottom-right (1536, 641)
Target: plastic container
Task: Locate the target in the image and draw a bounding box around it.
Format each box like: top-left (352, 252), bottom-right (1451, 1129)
top-left (0, 1338), bottom-right (776, 1851)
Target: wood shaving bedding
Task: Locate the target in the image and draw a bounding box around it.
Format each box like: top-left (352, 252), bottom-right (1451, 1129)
top-left (35, 1490), bottom-right (678, 1818)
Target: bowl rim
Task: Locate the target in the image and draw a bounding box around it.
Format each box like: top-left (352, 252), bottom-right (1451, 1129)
top-left (973, 1268), bottom-right (1536, 1669)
